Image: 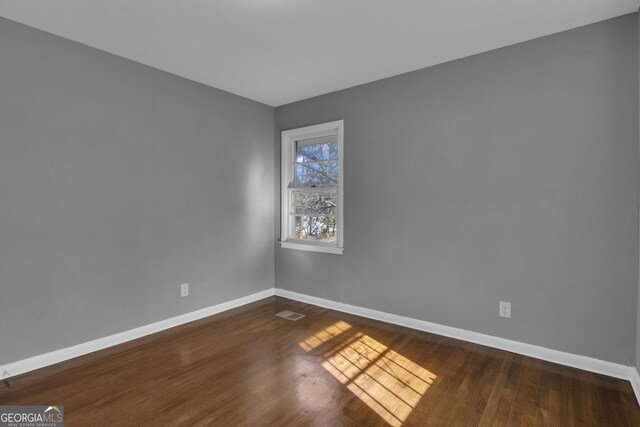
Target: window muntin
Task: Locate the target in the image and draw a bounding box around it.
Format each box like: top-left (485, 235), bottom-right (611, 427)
top-left (281, 121), bottom-right (344, 254)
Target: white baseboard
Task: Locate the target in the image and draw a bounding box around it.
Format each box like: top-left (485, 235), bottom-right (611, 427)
top-left (630, 368), bottom-right (640, 405)
top-left (275, 288), bottom-right (638, 384)
top-left (0, 288), bottom-right (275, 380)
top-left (3, 285), bottom-right (639, 408)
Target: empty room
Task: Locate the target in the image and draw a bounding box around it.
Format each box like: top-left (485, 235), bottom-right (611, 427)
top-left (2, 0), bottom-right (640, 425)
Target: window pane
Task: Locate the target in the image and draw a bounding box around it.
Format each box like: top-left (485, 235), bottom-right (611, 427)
top-left (295, 161), bottom-right (338, 187)
top-left (295, 215), bottom-right (337, 242)
top-left (293, 191), bottom-right (337, 216)
top-left (296, 135), bottom-right (338, 163)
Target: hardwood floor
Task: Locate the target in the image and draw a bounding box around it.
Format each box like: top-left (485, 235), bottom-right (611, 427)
top-left (1, 296), bottom-right (639, 426)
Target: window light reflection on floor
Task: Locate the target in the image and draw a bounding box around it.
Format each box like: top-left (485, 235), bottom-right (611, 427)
top-left (298, 320), bottom-right (352, 351)
top-left (299, 321), bottom-right (436, 427)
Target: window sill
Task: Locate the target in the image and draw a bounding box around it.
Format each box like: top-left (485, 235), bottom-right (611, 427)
top-left (279, 240), bottom-right (344, 255)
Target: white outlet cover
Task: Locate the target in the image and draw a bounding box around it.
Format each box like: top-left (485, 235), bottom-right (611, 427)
top-left (500, 301), bottom-right (511, 318)
top-left (180, 283), bottom-right (189, 297)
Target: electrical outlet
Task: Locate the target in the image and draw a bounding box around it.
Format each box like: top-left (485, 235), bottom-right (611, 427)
top-left (180, 283), bottom-right (189, 297)
top-left (499, 301), bottom-right (511, 318)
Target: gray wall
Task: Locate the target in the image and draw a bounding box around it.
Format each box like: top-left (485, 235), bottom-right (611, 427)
top-left (637, 8), bottom-right (640, 375)
top-left (0, 17), bottom-right (274, 365)
top-left (276, 14), bottom-right (639, 365)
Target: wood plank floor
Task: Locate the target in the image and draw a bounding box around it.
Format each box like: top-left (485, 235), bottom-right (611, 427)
top-left (1, 296), bottom-right (639, 426)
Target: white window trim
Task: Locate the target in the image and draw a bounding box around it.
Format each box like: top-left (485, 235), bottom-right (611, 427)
top-left (280, 120), bottom-right (344, 255)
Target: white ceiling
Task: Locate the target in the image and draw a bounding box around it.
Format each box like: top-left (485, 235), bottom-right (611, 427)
top-left (0, 1), bottom-right (638, 106)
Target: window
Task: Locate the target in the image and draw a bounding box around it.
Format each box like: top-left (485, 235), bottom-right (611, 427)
top-left (280, 120), bottom-right (344, 254)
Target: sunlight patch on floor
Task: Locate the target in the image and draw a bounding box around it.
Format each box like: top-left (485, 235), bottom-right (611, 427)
top-left (300, 323), bottom-right (436, 426)
top-left (298, 320), bottom-right (351, 351)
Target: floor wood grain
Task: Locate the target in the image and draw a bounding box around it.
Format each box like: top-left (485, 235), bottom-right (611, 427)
top-left (1, 296), bottom-right (639, 426)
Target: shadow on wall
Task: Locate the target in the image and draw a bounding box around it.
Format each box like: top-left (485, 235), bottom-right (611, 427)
top-left (243, 146), bottom-right (273, 255)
